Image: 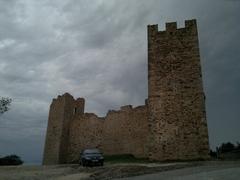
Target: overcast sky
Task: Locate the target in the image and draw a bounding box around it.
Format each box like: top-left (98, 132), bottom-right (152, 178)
top-left (0, 0), bottom-right (239, 164)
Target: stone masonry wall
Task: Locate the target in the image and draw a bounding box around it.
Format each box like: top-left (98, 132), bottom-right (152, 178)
top-left (147, 19), bottom-right (209, 161)
top-left (43, 93), bottom-right (85, 164)
top-left (67, 113), bottom-right (104, 163)
top-left (43, 96), bottom-right (65, 165)
top-left (67, 104), bottom-right (148, 163)
top-left (102, 105), bottom-right (148, 158)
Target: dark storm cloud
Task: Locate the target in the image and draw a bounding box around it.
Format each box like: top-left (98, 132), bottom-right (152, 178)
top-left (194, 1), bottom-right (240, 148)
top-left (0, 0), bottom-right (239, 163)
top-left (61, 1), bottom-right (151, 49)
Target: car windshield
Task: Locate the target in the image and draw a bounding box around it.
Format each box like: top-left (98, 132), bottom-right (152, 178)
top-left (83, 149), bottom-right (101, 154)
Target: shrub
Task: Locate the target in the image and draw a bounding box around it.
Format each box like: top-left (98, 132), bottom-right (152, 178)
top-left (219, 142), bottom-right (235, 153)
top-left (0, 155), bottom-right (23, 166)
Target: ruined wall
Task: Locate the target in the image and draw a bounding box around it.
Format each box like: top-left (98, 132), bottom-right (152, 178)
top-left (147, 19), bottom-right (209, 161)
top-left (67, 104), bottom-right (148, 163)
top-left (43, 95), bottom-right (65, 165)
top-left (67, 113), bottom-right (104, 163)
top-left (43, 93), bottom-right (85, 165)
top-left (102, 105), bottom-right (148, 158)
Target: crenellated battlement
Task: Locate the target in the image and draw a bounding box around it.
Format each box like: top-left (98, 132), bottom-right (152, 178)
top-left (166, 22), bottom-right (177, 31)
top-left (148, 19), bottom-right (197, 35)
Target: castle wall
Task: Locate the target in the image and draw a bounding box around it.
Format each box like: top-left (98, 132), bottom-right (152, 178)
top-left (67, 113), bottom-right (104, 163)
top-left (147, 19), bottom-right (209, 161)
top-left (102, 105), bottom-right (148, 158)
top-left (43, 96), bottom-right (65, 165)
top-left (67, 104), bottom-right (148, 163)
top-left (43, 93), bottom-right (85, 164)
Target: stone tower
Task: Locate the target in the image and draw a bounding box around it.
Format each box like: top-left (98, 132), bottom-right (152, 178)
top-left (147, 19), bottom-right (209, 161)
top-left (43, 93), bottom-right (85, 164)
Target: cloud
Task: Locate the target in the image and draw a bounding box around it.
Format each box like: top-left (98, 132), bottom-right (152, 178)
top-left (0, 0), bottom-right (239, 163)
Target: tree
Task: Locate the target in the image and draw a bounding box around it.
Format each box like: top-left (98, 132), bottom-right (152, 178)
top-left (236, 142), bottom-right (240, 150)
top-left (219, 142), bottom-right (235, 153)
top-left (0, 97), bottom-right (12, 114)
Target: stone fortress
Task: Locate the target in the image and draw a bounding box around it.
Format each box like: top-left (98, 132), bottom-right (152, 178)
top-left (43, 19), bottom-right (209, 165)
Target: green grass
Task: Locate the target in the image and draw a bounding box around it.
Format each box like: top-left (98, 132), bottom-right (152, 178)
top-left (104, 154), bottom-right (150, 164)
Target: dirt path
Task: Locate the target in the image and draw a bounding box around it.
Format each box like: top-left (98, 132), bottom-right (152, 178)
top-left (117, 162), bottom-right (240, 180)
top-left (85, 162), bottom-right (200, 179)
top-left (0, 165), bottom-right (89, 180)
top-left (0, 161), bottom-right (239, 180)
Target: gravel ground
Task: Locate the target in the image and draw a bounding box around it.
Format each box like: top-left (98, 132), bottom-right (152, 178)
top-left (0, 161), bottom-right (239, 180)
top-left (117, 161), bottom-right (240, 180)
top-left (0, 165), bottom-right (89, 180)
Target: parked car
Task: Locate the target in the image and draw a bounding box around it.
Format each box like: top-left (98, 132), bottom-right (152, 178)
top-left (79, 148), bottom-right (104, 166)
